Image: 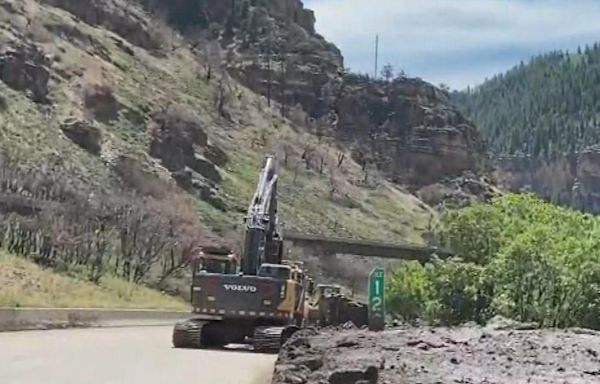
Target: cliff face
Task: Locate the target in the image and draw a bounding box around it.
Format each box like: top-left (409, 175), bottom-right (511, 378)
top-left (335, 77), bottom-right (486, 188)
top-left (494, 147), bottom-right (600, 213)
top-left (131, 0), bottom-right (488, 189)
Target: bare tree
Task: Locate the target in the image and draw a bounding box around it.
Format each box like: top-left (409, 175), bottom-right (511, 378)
top-left (329, 168), bottom-right (339, 199)
top-left (203, 41), bottom-right (222, 83)
top-left (301, 145), bottom-right (315, 170)
top-left (381, 63), bottom-right (394, 82)
top-left (337, 151), bottom-right (346, 168)
top-left (293, 162), bottom-right (300, 185)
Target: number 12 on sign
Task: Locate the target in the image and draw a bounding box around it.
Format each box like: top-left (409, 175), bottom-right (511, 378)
top-left (368, 267), bottom-right (385, 331)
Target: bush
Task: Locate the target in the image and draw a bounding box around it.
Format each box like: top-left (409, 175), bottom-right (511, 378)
top-left (386, 262), bottom-right (429, 322)
top-left (425, 261), bottom-right (493, 325)
top-left (386, 260), bottom-right (493, 325)
top-left (387, 194), bottom-right (600, 329)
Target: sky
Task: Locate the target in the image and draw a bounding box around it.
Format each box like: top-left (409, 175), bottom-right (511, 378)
top-left (304, 0), bottom-right (600, 90)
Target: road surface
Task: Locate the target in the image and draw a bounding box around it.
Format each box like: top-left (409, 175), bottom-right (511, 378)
top-left (0, 326), bottom-right (276, 384)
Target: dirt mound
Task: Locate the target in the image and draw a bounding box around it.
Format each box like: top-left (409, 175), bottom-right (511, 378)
top-left (273, 326), bottom-right (600, 384)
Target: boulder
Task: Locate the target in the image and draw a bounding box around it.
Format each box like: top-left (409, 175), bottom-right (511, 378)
top-left (0, 43), bottom-right (51, 103)
top-left (149, 105), bottom-right (208, 171)
top-left (190, 153), bottom-right (222, 183)
top-left (328, 366), bottom-right (378, 384)
top-left (203, 144), bottom-right (229, 167)
top-left (60, 119), bottom-right (102, 155)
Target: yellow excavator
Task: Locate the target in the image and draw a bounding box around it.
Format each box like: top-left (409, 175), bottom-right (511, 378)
top-left (173, 156), bottom-right (310, 352)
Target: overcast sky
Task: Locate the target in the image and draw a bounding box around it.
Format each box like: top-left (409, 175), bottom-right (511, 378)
top-left (304, 0), bottom-right (600, 90)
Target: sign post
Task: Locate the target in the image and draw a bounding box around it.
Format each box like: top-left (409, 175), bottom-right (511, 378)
top-left (368, 267), bottom-right (385, 331)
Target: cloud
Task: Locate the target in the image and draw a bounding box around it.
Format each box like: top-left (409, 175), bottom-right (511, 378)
top-left (304, 0), bottom-right (600, 89)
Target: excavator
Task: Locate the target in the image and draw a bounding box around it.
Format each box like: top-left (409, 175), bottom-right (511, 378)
top-left (172, 155), bottom-right (308, 352)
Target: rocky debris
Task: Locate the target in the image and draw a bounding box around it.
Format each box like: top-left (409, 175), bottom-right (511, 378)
top-left (0, 43), bottom-right (51, 103)
top-left (485, 315), bottom-right (539, 331)
top-left (60, 119), bottom-right (102, 155)
top-left (417, 172), bottom-right (499, 210)
top-left (83, 83), bottom-right (121, 123)
top-left (274, 326), bottom-right (600, 384)
top-left (328, 366), bottom-right (378, 384)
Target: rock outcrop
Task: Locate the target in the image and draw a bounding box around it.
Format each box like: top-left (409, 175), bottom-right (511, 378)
top-left (0, 43), bottom-right (51, 103)
top-left (60, 119), bottom-right (102, 155)
top-left (335, 76), bottom-right (487, 188)
top-left (148, 104), bottom-right (227, 210)
top-left (494, 147), bottom-right (600, 213)
top-left (417, 172), bottom-right (499, 210)
top-left (38, 0), bottom-right (163, 51)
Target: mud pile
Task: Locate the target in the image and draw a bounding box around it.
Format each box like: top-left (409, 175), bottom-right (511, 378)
top-left (273, 324), bottom-right (600, 384)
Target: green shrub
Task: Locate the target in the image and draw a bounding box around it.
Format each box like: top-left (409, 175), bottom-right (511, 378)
top-left (386, 262), bottom-right (430, 321)
top-left (424, 260), bottom-right (493, 325)
top-left (387, 193), bottom-right (600, 330)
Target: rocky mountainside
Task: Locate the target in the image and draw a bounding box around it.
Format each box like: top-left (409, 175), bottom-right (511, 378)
top-left (0, 0), bottom-right (490, 258)
top-left (495, 149), bottom-right (600, 213)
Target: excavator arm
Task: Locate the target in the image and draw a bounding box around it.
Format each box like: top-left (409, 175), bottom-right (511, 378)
top-left (241, 155), bottom-right (283, 275)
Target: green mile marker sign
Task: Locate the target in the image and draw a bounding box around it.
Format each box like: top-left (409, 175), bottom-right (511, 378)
top-left (368, 267), bottom-right (385, 331)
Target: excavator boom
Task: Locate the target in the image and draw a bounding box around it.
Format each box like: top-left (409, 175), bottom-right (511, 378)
top-left (242, 155), bottom-right (283, 275)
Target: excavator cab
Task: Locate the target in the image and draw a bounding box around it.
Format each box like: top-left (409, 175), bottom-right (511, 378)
top-left (258, 263), bottom-right (291, 279)
top-left (193, 251), bottom-right (238, 276)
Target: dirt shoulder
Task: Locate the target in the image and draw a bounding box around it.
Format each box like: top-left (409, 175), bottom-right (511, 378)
top-left (274, 325), bottom-right (600, 384)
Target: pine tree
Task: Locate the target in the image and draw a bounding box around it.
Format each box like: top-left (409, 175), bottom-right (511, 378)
top-left (452, 44), bottom-right (600, 156)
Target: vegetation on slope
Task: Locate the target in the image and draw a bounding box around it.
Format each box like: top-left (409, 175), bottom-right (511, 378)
top-left (0, 0), bottom-right (434, 307)
top-left (0, 250), bottom-right (187, 309)
top-left (453, 45), bottom-right (600, 156)
top-left (387, 194), bottom-right (600, 329)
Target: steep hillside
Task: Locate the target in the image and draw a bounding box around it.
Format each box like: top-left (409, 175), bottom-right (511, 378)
top-left (0, 0), bottom-right (490, 293)
top-left (453, 46), bottom-right (600, 157)
top-left (453, 45), bottom-right (600, 213)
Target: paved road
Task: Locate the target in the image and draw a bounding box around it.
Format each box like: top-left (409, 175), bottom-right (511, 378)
top-left (0, 326), bottom-right (276, 384)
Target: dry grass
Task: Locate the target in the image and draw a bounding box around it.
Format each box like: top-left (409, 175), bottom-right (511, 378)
top-left (0, 251), bottom-right (189, 310)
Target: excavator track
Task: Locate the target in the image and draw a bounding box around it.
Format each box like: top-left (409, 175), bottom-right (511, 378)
top-left (252, 326), bottom-right (299, 353)
top-left (172, 319), bottom-right (206, 349)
